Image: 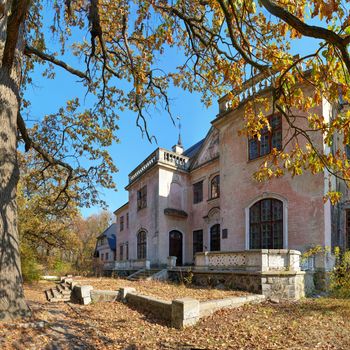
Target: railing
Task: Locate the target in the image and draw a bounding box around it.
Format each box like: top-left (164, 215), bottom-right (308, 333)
top-left (104, 259), bottom-right (151, 270)
top-left (129, 150), bottom-right (159, 183)
top-left (219, 71), bottom-right (280, 114)
top-left (161, 149), bottom-right (188, 170)
top-left (194, 249), bottom-right (301, 272)
top-left (128, 148), bottom-right (189, 183)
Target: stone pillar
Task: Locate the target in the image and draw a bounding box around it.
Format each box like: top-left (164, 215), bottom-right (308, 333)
top-left (171, 297), bottom-right (200, 328)
top-left (73, 285), bottom-right (93, 305)
top-left (119, 287), bottom-right (136, 300)
top-left (288, 250), bottom-right (301, 271)
top-left (167, 256), bottom-right (177, 268)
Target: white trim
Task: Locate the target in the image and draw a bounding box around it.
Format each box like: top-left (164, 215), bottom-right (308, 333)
top-left (322, 97), bottom-right (333, 248)
top-left (244, 193), bottom-right (288, 249)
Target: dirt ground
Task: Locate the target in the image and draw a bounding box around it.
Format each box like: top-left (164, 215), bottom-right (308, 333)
top-left (0, 278), bottom-right (350, 349)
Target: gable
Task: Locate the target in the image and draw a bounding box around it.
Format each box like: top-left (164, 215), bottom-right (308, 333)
top-left (190, 128), bottom-right (219, 169)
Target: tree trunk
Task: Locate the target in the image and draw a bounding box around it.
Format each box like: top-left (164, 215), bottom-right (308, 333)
top-left (0, 68), bottom-right (30, 320)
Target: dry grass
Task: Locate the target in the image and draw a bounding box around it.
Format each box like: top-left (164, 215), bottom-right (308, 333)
top-left (0, 279), bottom-right (350, 349)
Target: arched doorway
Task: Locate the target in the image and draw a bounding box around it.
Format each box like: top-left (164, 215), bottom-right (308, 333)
top-left (210, 224), bottom-right (221, 251)
top-left (169, 230), bottom-right (183, 266)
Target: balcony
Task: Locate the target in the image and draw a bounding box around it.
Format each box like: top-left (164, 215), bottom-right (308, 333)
top-left (128, 148), bottom-right (190, 184)
top-left (218, 71), bottom-right (279, 115)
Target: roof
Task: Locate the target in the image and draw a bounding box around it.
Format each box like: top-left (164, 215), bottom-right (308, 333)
top-left (113, 202), bottom-right (129, 214)
top-left (183, 138), bottom-right (205, 158)
top-left (97, 223), bottom-right (116, 240)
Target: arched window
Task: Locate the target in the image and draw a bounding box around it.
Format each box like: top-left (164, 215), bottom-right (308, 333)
top-left (210, 175), bottom-right (220, 199)
top-left (210, 224), bottom-right (221, 251)
top-left (137, 231), bottom-right (147, 259)
top-left (249, 198), bottom-right (283, 249)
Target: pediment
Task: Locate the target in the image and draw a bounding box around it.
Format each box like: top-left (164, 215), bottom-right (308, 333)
top-left (190, 128), bottom-right (219, 169)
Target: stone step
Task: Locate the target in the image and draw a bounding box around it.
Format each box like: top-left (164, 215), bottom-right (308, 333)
top-left (56, 284), bottom-right (71, 295)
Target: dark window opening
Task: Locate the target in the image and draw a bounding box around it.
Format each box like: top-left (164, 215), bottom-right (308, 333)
top-left (193, 230), bottom-right (203, 257)
top-left (119, 245), bottom-right (123, 261)
top-left (193, 181), bottom-right (203, 204)
top-left (210, 224), bottom-right (221, 251)
top-left (249, 114), bottom-right (282, 160)
top-left (137, 186), bottom-right (147, 210)
top-left (120, 216), bottom-right (124, 231)
top-left (249, 198), bottom-right (283, 249)
top-left (137, 231), bottom-right (147, 259)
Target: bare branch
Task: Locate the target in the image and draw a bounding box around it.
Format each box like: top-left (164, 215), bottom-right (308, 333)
top-left (24, 45), bottom-right (90, 82)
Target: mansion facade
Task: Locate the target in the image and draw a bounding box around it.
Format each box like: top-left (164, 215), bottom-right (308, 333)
top-left (113, 78), bottom-right (350, 269)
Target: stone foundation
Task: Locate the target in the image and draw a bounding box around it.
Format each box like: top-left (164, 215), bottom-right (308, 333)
top-left (169, 270), bottom-right (305, 300)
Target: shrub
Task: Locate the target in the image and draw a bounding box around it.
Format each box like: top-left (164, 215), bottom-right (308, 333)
top-left (53, 259), bottom-right (73, 276)
top-left (330, 248), bottom-right (350, 298)
top-left (20, 246), bottom-right (41, 283)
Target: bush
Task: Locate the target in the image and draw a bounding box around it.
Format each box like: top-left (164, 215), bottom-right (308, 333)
top-left (53, 259), bottom-right (73, 276)
top-left (20, 246), bottom-right (41, 283)
top-left (330, 248), bottom-right (350, 298)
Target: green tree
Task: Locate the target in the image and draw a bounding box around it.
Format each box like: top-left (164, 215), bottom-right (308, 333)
top-left (2, 0), bottom-right (350, 320)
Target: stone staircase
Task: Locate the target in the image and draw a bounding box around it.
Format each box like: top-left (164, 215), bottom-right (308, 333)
top-left (127, 269), bottom-right (162, 281)
top-left (45, 280), bottom-right (73, 302)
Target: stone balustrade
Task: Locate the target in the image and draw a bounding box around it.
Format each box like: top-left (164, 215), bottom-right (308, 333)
top-left (218, 72), bottom-right (279, 114)
top-left (103, 259), bottom-right (151, 270)
top-left (194, 249), bottom-right (301, 272)
top-left (128, 148), bottom-right (189, 184)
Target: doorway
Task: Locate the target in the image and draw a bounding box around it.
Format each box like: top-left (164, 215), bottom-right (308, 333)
top-left (169, 230), bottom-right (183, 266)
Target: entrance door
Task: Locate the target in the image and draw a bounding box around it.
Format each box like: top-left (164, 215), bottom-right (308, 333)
top-left (169, 230), bottom-right (183, 266)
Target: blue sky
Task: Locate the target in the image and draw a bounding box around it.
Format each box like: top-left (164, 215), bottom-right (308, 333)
top-left (24, 51), bottom-right (217, 217)
top-left (23, 7), bottom-right (322, 218)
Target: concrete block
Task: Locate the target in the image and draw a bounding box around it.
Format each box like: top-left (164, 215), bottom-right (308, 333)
top-left (119, 287), bottom-right (136, 299)
top-left (82, 296), bottom-right (91, 305)
top-left (172, 297), bottom-right (200, 329)
top-left (80, 285), bottom-right (93, 298)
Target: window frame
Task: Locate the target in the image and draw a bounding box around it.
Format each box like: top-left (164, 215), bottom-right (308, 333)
top-left (248, 114), bottom-right (282, 161)
top-left (210, 224), bottom-right (221, 251)
top-left (119, 245), bottom-right (124, 261)
top-left (193, 230), bottom-right (204, 257)
top-left (120, 215), bottom-right (124, 231)
top-left (137, 186), bottom-right (147, 210)
top-left (210, 175), bottom-right (220, 199)
top-left (137, 231), bottom-right (147, 259)
top-left (249, 198), bottom-right (283, 249)
top-left (193, 180), bottom-right (203, 204)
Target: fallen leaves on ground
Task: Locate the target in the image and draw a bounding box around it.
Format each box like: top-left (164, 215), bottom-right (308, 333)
top-left (74, 277), bottom-right (249, 301)
top-left (0, 280), bottom-right (349, 349)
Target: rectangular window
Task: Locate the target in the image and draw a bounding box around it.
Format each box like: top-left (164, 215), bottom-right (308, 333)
top-left (101, 253), bottom-right (104, 261)
top-left (120, 215), bottom-right (124, 231)
top-left (248, 114), bottom-right (282, 160)
top-left (126, 242), bottom-right (129, 260)
top-left (137, 186), bottom-right (147, 210)
top-left (105, 252), bottom-right (109, 261)
top-left (126, 213), bottom-right (129, 229)
top-left (193, 181), bottom-right (203, 204)
top-left (193, 230), bottom-right (203, 257)
top-left (119, 245), bottom-right (124, 261)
